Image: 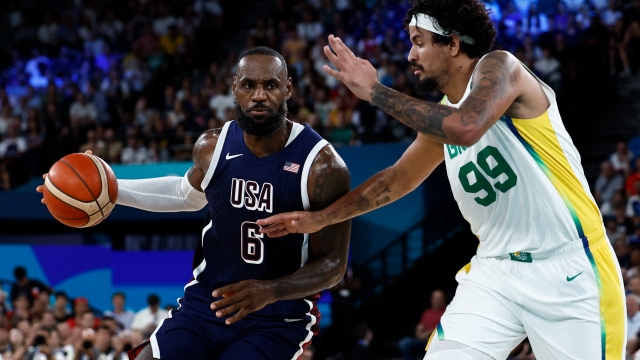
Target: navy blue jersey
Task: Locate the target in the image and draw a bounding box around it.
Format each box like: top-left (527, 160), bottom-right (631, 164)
top-left (187, 121), bottom-right (328, 320)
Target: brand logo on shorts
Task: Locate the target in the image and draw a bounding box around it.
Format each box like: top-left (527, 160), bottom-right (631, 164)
top-left (509, 251), bottom-right (532, 263)
top-left (566, 271), bottom-right (584, 282)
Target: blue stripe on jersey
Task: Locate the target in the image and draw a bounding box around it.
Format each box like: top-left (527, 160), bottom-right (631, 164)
top-left (199, 121), bottom-right (325, 319)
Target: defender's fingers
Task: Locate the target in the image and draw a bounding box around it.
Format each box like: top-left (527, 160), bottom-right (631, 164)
top-left (258, 223), bottom-right (286, 234)
top-left (328, 34), bottom-right (356, 61)
top-left (323, 65), bottom-right (343, 80)
top-left (268, 228), bottom-right (291, 238)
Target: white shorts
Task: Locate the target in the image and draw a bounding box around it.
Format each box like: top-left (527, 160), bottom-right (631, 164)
top-left (427, 229), bottom-right (626, 359)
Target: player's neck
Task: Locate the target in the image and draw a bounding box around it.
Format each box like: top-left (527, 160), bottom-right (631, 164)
top-left (441, 57), bottom-right (479, 104)
top-left (242, 120), bottom-right (292, 158)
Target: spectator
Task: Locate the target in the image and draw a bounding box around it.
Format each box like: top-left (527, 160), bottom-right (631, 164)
top-left (610, 141), bottom-right (633, 175)
top-left (300, 345), bottom-right (315, 360)
top-left (207, 83), bottom-right (233, 123)
top-left (8, 293), bottom-right (31, 327)
top-left (346, 323), bottom-right (373, 360)
top-left (104, 292), bottom-right (135, 331)
top-left (131, 294), bottom-right (168, 337)
top-left (52, 291), bottom-right (70, 323)
top-left (398, 289), bottom-right (447, 360)
top-left (66, 297), bottom-right (99, 330)
top-left (595, 161), bottom-right (625, 209)
top-left (103, 128), bottom-right (124, 164)
top-left (68, 93), bottom-right (97, 135)
top-left (628, 180), bottom-right (640, 218)
top-left (297, 10), bottom-right (324, 42)
top-left (627, 157), bottom-right (640, 197)
top-left (160, 25), bottom-right (186, 57)
top-left (9, 266), bottom-right (49, 305)
top-left (121, 136), bottom-right (148, 164)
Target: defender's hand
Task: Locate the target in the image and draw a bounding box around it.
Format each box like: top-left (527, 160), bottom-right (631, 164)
top-left (322, 34), bottom-right (379, 102)
top-left (257, 211), bottom-right (324, 237)
top-left (36, 150), bottom-right (93, 204)
top-left (210, 280), bottom-right (277, 325)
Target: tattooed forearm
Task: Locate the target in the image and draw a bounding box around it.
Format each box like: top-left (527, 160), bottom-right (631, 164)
top-left (269, 146), bottom-right (351, 301)
top-left (371, 51), bottom-right (517, 145)
top-left (371, 84), bottom-right (452, 139)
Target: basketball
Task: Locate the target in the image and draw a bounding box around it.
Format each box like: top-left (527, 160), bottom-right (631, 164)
top-left (42, 153), bottom-right (118, 228)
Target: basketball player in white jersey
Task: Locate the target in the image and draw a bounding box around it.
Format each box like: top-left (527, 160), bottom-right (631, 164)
top-left (258, 0), bottom-right (626, 359)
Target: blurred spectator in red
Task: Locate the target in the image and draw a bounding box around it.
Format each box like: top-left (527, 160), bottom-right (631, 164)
top-left (627, 158), bottom-right (640, 196)
top-left (66, 297), bottom-right (99, 330)
top-left (398, 289), bottom-right (446, 360)
top-left (7, 293), bottom-right (30, 328)
top-left (628, 180), bottom-right (640, 218)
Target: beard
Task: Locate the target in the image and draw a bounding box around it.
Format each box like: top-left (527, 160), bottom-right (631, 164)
top-left (235, 100), bottom-right (288, 137)
top-left (411, 61), bottom-right (441, 94)
top-left (416, 76), bottom-right (440, 94)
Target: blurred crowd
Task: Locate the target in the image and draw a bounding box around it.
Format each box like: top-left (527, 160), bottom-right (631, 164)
top-left (0, 0), bottom-right (637, 190)
top-left (0, 266), bottom-right (175, 360)
top-left (595, 131), bottom-right (640, 358)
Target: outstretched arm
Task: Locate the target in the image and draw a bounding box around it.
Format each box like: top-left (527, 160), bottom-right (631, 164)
top-left (258, 134), bottom-right (443, 237)
top-left (210, 145), bottom-right (352, 324)
top-left (102, 129), bottom-right (219, 212)
top-left (36, 130), bottom-right (220, 212)
top-left (322, 35), bottom-right (521, 146)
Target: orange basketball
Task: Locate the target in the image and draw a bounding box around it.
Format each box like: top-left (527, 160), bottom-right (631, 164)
top-left (43, 153), bottom-right (118, 228)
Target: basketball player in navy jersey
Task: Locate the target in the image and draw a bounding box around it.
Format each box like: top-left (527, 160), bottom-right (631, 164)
top-left (37, 47), bottom-right (351, 360)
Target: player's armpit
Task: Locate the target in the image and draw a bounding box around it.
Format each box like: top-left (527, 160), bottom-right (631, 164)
top-left (189, 128), bottom-right (222, 192)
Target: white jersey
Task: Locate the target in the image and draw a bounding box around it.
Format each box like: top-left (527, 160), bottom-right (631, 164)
top-left (443, 59), bottom-right (603, 258)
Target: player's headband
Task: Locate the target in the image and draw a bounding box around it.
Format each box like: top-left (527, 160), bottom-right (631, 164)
top-left (408, 13), bottom-right (476, 45)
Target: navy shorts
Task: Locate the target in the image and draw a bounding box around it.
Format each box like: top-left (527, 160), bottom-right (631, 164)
top-left (146, 286), bottom-right (320, 359)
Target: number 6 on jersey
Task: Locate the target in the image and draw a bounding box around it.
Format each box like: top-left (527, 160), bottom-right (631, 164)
top-left (241, 222), bottom-right (264, 264)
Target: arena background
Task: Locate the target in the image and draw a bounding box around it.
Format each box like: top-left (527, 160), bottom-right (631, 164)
top-left (0, 0), bottom-right (638, 359)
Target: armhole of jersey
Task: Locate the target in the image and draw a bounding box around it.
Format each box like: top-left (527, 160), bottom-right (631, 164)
top-left (299, 139), bottom-right (329, 267)
top-left (200, 121), bottom-right (232, 190)
top-left (286, 122), bottom-right (305, 147)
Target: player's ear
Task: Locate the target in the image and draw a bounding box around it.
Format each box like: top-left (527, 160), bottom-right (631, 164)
top-left (285, 77), bottom-right (293, 100)
top-left (449, 36), bottom-right (461, 57)
top-left (232, 76), bottom-right (237, 95)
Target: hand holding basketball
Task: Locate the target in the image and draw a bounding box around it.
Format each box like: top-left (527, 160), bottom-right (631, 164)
top-left (36, 151), bottom-right (118, 228)
top-left (322, 34), bottom-right (379, 102)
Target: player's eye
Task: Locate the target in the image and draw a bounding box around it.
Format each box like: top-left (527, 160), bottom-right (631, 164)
top-left (267, 83), bottom-right (276, 89)
top-left (243, 83), bottom-right (252, 89)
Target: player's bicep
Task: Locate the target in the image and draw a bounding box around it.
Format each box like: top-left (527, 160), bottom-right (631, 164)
top-left (459, 51), bottom-right (520, 140)
top-left (307, 146), bottom-right (351, 259)
top-left (392, 133), bottom-right (444, 193)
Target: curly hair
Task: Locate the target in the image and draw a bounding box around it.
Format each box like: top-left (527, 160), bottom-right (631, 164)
top-left (403, 0), bottom-right (496, 59)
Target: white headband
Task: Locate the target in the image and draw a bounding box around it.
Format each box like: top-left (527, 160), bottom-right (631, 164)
top-left (409, 13), bottom-right (476, 45)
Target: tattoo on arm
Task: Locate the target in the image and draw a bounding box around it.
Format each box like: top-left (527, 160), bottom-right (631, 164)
top-left (371, 84), bottom-right (452, 139)
top-left (271, 146), bottom-right (352, 301)
top-left (370, 51), bottom-right (516, 144)
top-left (459, 52), bottom-right (512, 127)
